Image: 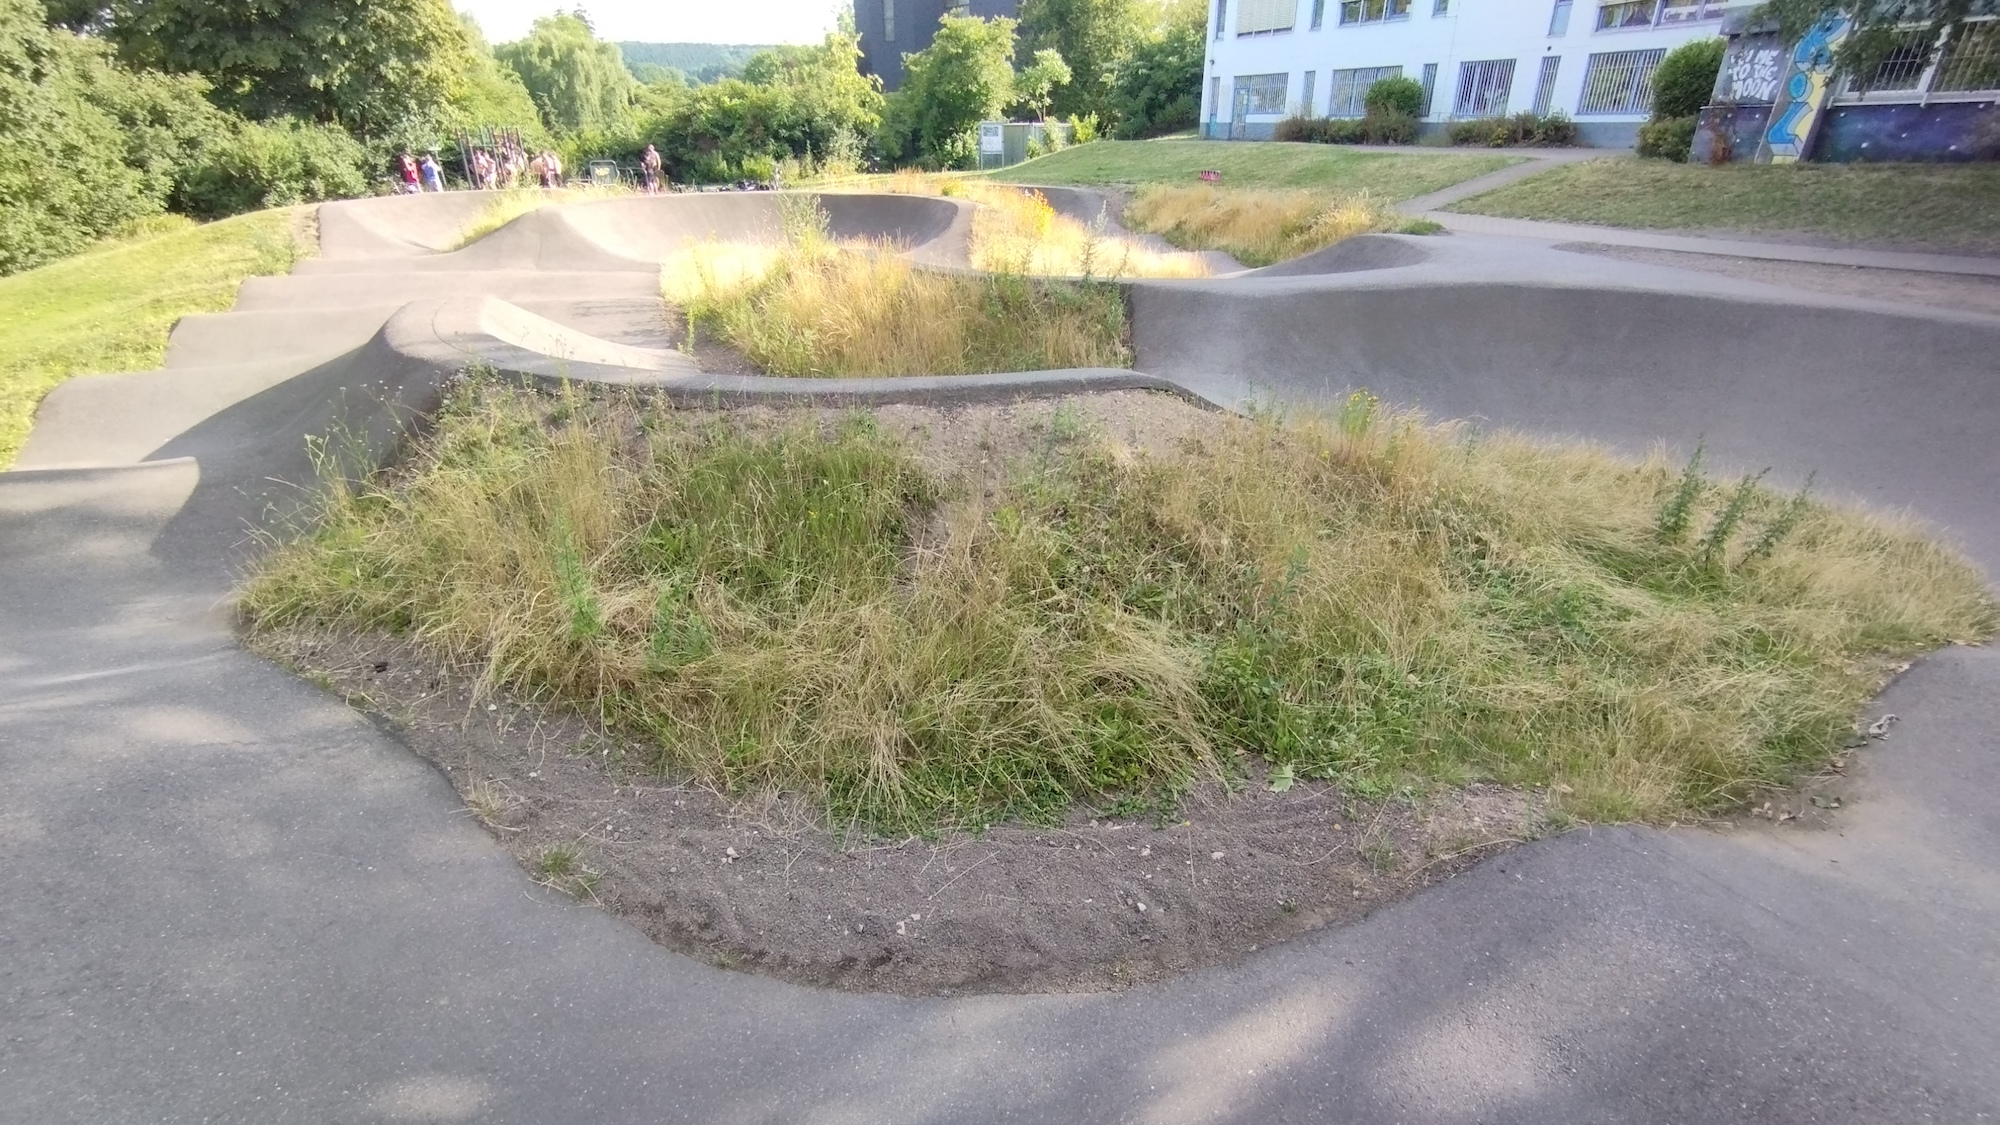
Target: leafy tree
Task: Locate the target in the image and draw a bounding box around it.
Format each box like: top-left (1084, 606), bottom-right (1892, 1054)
top-left (737, 25), bottom-right (884, 156)
top-left (1759, 0), bottom-right (2000, 89)
top-left (495, 11), bottom-right (635, 134)
top-left (1107, 0), bottom-right (1202, 138)
top-left (71, 0), bottom-right (474, 140)
top-left (1014, 47), bottom-right (1071, 120)
top-left (1017, 0), bottom-right (1146, 120)
top-left (448, 14), bottom-right (548, 140)
top-left (886, 14), bottom-right (1016, 167)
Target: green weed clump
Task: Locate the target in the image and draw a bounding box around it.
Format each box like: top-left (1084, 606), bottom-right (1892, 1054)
top-left (242, 381), bottom-right (1996, 831)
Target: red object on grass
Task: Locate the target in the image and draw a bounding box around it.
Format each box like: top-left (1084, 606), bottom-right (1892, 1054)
top-left (1198, 169), bottom-right (1222, 183)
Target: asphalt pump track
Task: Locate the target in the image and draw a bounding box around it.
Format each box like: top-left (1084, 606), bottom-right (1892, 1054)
top-left (5, 190), bottom-right (1999, 1123)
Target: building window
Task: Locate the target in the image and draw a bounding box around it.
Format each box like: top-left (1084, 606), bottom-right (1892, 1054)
top-left (1339, 0), bottom-right (1410, 26)
top-left (1327, 65), bottom-right (1404, 116)
top-left (1420, 62), bottom-right (1438, 115)
top-left (1433, 0), bottom-right (1448, 13)
top-left (1595, 0), bottom-right (1656, 30)
top-left (1577, 48), bottom-right (1666, 113)
top-left (1549, 0), bottom-right (1573, 35)
top-left (1933, 19), bottom-right (2000, 92)
top-left (1531, 55), bottom-right (1562, 113)
top-left (1849, 29), bottom-right (1936, 92)
top-left (1311, 0), bottom-right (1327, 28)
top-left (884, 0), bottom-right (896, 42)
top-left (1656, 0), bottom-right (1729, 24)
top-left (1234, 72), bottom-right (1291, 114)
top-left (1208, 76), bottom-right (1222, 123)
top-left (1215, 0), bottom-right (1227, 39)
top-left (1300, 69), bottom-right (1318, 113)
top-left (1452, 58), bottom-right (1517, 116)
top-left (1236, 0), bottom-right (1298, 35)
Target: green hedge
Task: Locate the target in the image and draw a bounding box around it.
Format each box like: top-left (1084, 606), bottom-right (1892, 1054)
top-left (1445, 112), bottom-right (1577, 147)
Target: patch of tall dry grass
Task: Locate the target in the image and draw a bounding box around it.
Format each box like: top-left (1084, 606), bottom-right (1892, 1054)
top-left (663, 198), bottom-right (1131, 377)
top-left (957, 183), bottom-right (1210, 278)
top-left (243, 381), bottom-right (1994, 830)
top-left (1124, 184), bottom-right (1400, 266)
top-left (827, 173), bottom-right (1211, 278)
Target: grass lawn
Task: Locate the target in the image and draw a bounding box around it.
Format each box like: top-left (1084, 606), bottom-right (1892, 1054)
top-left (989, 139), bottom-right (1518, 198)
top-left (1450, 159), bottom-right (2000, 252)
top-left (0, 209), bottom-right (308, 467)
top-left (243, 378), bottom-right (1993, 831)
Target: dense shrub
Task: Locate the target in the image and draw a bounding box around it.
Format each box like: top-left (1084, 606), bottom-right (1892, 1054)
top-left (60, 37), bottom-right (232, 207)
top-left (1653, 38), bottom-right (1726, 120)
top-left (1364, 75), bottom-right (1425, 120)
top-left (1447, 111), bottom-right (1577, 147)
top-left (174, 118), bottom-right (371, 220)
top-left (1362, 107), bottom-right (1420, 144)
top-left (1274, 109), bottom-right (1416, 145)
top-left (1, 10), bottom-right (164, 273)
top-left (1637, 114), bottom-right (1698, 161)
top-left (1274, 115), bottom-right (1361, 144)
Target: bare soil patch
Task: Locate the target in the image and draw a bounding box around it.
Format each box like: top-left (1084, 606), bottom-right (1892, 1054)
top-left (257, 630), bottom-right (1544, 996)
top-left (659, 301), bottom-right (759, 375)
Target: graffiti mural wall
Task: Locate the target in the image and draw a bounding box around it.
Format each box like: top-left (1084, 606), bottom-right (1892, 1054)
top-left (1701, 12), bottom-right (1999, 163)
top-left (1758, 16), bottom-right (1851, 163)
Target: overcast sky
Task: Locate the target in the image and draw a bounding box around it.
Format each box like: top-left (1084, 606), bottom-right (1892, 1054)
top-left (457, 0), bottom-right (849, 44)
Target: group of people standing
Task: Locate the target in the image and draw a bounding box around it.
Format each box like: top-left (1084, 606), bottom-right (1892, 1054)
top-left (394, 151), bottom-right (445, 194)
top-left (469, 142), bottom-right (565, 190)
top-left (394, 141), bottom-right (564, 194)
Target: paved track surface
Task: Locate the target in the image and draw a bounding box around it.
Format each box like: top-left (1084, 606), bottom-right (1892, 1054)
top-left (4, 190), bottom-right (1998, 1124)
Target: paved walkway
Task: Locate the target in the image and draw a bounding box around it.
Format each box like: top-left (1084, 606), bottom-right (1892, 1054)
top-left (1393, 147), bottom-right (1613, 213)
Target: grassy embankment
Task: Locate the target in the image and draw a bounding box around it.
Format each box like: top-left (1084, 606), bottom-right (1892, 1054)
top-left (665, 198), bottom-right (1131, 376)
top-left (242, 379), bottom-right (1995, 832)
top-left (0, 210), bottom-right (309, 467)
top-left (988, 139), bottom-right (1517, 193)
top-left (994, 139), bottom-right (1518, 268)
top-left (1450, 159), bottom-right (2000, 252)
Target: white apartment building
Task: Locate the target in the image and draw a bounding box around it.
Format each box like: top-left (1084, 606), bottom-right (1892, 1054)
top-left (1199, 0), bottom-right (1744, 147)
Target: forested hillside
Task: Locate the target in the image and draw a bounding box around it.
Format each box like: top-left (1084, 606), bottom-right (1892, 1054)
top-left (616, 42), bottom-right (776, 84)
